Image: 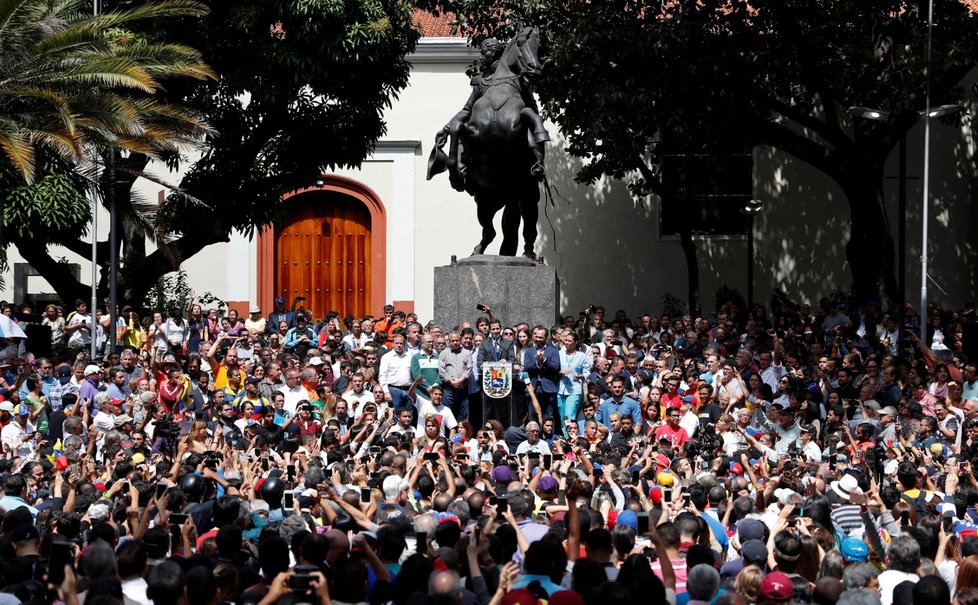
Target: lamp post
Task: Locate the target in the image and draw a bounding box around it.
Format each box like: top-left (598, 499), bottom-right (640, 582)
top-left (743, 199), bottom-right (764, 308)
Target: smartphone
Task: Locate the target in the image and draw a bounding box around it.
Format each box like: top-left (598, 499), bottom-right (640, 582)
top-left (943, 515), bottom-right (955, 533)
top-left (476, 304), bottom-right (487, 312)
top-left (901, 511), bottom-right (910, 526)
top-left (170, 513), bottom-right (189, 525)
top-left (662, 488), bottom-right (673, 503)
top-left (261, 458), bottom-right (270, 471)
top-left (497, 496), bottom-right (509, 514)
top-left (423, 452), bottom-right (440, 462)
top-left (488, 496), bottom-right (498, 506)
top-left (415, 531), bottom-right (428, 551)
top-left (631, 469), bottom-right (640, 483)
top-left (636, 513), bottom-right (650, 535)
top-left (682, 493), bottom-right (691, 503)
top-left (283, 492), bottom-right (295, 509)
top-left (553, 454), bottom-right (566, 461)
top-left (593, 467), bottom-right (603, 478)
top-left (287, 464), bottom-right (295, 480)
top-left (543, 455), bottom-right (553, 468)
top-left (290, 571), bottom-right (314, 592)
top-left (48, 541), bottom-right (73, 585)
top-left (359, 488), bottom-right (368, 504)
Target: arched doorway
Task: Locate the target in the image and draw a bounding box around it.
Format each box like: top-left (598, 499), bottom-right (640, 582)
top-left (257, 176), bottom-right (387, 320)
top-left (276, 190), bottom-right (371, 319)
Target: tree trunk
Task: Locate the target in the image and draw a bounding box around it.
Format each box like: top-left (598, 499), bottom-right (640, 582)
top-left (678, 224), bottom-right (701, 316)
top-left (839, 170), bottom-right (900, 309)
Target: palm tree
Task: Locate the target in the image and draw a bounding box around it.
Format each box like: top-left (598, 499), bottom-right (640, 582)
top-left (0, 0), bottom-right (214, 183)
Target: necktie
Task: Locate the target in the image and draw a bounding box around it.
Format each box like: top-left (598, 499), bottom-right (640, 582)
top-left (494, 341), bottom-right (500, 361)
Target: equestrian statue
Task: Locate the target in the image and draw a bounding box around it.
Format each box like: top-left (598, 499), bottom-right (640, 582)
top-left (427, 26), bottom-right (550, 259)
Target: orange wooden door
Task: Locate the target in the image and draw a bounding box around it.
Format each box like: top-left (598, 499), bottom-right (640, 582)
top-left (275, 191), bottom-right (371, 320)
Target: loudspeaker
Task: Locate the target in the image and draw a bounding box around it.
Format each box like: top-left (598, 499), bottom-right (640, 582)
top-left (23, 324), bottom-right (52, 358)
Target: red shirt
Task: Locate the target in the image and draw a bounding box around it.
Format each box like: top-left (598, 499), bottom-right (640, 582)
top-left (655, 423), bottom-right (690, 449)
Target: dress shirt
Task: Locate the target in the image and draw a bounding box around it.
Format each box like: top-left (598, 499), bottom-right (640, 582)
top-left (379, 350), bottom-right (413, 391)
top-left (440, 347), bottom-right (473, 381)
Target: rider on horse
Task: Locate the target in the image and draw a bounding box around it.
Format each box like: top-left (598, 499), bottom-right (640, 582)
top-left (437, 37), bottom-right (549, 191)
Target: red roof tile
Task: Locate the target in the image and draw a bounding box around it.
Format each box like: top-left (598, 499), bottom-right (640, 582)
top-left (412, 9), bottom-right (463, 37)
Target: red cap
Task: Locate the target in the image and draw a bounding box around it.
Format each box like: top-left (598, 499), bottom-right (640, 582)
top-left (649, 487), bottom-right (663, 505)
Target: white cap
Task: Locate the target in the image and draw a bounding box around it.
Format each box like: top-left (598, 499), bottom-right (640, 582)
top-left (84, 364), bottom-right (102, 376)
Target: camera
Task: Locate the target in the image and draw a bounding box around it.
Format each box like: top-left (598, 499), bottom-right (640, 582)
top-left (584, 304), bottom-right (596, 315)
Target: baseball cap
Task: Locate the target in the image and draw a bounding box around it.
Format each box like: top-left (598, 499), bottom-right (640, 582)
top-left (491, 466), bottom-right (514, 484)
top-left (308, 357), bottom-right (325, 366)
top-left (737, 518), bottom-right (766, 542)
top-left (880, 406), bottom-right (898, 417)
top-left (0, 402), bottom-right (13, 413)
top-left (15, 403), bottom-right (30, 416)
top-left (11, 523), bottom-right (39, 543)
top-left (616, 509), bottom-right (639, 531)
top-left (57, 366), bottom-right (72, 385)
top-left (84, 364), bottom-right (102, 376)
top-left (113, 414), bottom-right (134, 427)
top-left (246, 376), bottom-right (261, 385)
top-left (538, 476), bottom-right (559, 493)
top-left (759, 571), bottom-right (794, 601)
top-left (656, 471), bottom-right (675, 487)
top-left (275, 297), bottom-right (286, 304)
top-left (648, 487), bottom-right (663, 505)
top-left (250, 306), bottom-right (261, 314)
top-left (741, 539), bottom-right (768, 565)
top-left (841, 537), bottom-right (869, 562)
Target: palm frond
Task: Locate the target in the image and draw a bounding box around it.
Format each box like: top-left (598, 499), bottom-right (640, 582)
top-left (90, 0), bottom-right (209, 30)
top-left (0, 118), bottom-right (36, 181)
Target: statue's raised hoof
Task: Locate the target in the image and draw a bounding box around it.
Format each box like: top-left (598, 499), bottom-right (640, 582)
top-left (473, 245), bottom-right (485, 255)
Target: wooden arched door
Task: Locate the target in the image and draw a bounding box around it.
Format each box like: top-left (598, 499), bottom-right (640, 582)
top-left (275, 190), bottom-right (371, 320)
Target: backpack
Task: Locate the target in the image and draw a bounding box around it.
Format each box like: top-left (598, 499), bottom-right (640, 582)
top-left (901, 490), bottom-right (930, 517)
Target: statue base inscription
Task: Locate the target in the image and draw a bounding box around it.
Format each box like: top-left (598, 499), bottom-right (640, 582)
top-left (433, 255), bottom-right (559, 330)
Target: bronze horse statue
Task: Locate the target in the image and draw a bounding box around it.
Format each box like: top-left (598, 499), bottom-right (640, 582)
top-left (428, 27), bottom-right (550, 258)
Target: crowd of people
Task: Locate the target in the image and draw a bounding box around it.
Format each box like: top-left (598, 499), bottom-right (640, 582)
top-left (0, 292), bottom-right (976, 605)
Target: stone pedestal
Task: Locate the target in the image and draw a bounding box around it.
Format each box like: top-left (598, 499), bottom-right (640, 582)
top-left (433, 255), bottom-right (559, 329)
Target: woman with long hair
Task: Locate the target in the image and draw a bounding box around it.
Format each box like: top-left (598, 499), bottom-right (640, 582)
top-left (558, 330), bottom-right (591, 433)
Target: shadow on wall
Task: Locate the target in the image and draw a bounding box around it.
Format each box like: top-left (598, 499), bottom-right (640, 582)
top-left (752, 145), bottom-right (852, 304)
top-left (535, 132), bottom-right (857, 317)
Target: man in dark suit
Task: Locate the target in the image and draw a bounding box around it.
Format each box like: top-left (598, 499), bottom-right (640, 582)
top-left (522, 325), bottom-right (560, 421)
top-left (477, 320), bottom-right (516, 424)
top-left (477, 320), bottom-right (516, 367)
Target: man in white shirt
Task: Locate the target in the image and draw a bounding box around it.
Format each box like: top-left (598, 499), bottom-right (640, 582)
top-left (515, 421), bottom-right (552, 455)
top-left (65, 299), bottom-right (92, 350)
top-left (343, 372), bottom-right (376, 419)
top-left (379, 335), bottom-right (414, 411)
top-left (878, 536), bottom-right (921, 605)
top-left (278, 369), bottom-right (308, 416)
top-left (1, 403), bottom-right (38, 465)
top-left (414, 384), bottom-right (457, 438)
top-left (759, 345), bottom-right (786, 392)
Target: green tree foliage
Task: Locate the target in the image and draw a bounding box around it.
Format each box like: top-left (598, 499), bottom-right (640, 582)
top-left (422, 0), bottom-right (978, 305)
top-left (9, 0), bottom-right (421, 306)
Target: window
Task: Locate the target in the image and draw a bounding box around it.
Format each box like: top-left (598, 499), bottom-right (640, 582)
top-left (659, 152), bottom-right (753, 237)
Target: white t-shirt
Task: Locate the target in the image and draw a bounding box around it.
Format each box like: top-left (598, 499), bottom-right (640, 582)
top-left (67, 313), bottom-right (92, 347)
top-left (415, 398), bottom-right (457, 436)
